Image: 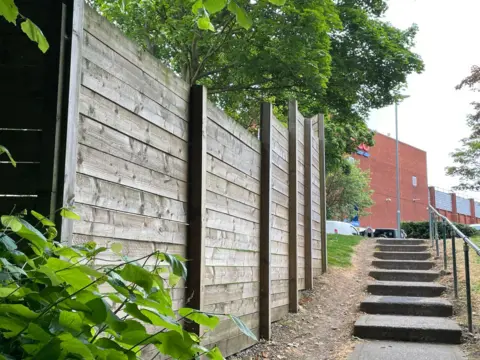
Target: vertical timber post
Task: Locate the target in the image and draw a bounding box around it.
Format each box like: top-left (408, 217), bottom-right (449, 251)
top-left (61, 0), bottom-right (84, 244)
top-left (259, 103), bottom-right (272, 340)
top-left (304, 118), bottom-right (313, 290)
top-left (318, 114), bottom-right (327, 274)
top-left (185, 85), bottom-right (207, 335)
top-left (288, 100), bottom-right (298, 313)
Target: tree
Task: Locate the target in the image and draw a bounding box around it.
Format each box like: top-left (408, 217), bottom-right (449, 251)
top-left (326, 159), bottom-right (374, 221)
top-left (90, 0), bottom-right (423, 170)
top-left (446, 65), bottom-right (480, 191)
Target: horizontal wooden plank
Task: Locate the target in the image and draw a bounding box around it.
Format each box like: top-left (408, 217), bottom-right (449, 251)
top-left (206, 209), bottom-right (260, 236)
top-left (272, 118), bottom-right (288, 139)
top-left (205, 228), bottom-right (259, 252)
top-left (272, 124), bottom-right (288, 150)
top-left (272, 214), bottom-right (288, 232)
top-left (79, 116), bottom-right (187, 181)
top-left (271, 228), bottom-right (289, 244)
top-left (205, 265), bottom-right (259, 285)
top-left (207, 155), bottom-right (260, 195)
top-left (272, 254), bottom-right (288, 268)
top-left (0, 163), bottom-right (38, 194)
top-left (77, 144), bottom-right (187, 202)
top-left (271, 240), bottom-right (289, 256)
top-left (272, 202), bottom-right (288, 221)
top-left (213, 325), bottom-right (259, 358)
top-left (206, 172), bottom-right (260, 209)
top-left (207, 120), bottom-right (261, 181)
top-left (272, 304), bottom-right (288, 322)
top-left (73, 204), bottom-right (187, 245)
top-left (206, 191), bottom-right (259, 224)
top-left (0, 130), bottom-right (42, 162)
top-left (83, 31), bottom-right (188, 120)
top-left (83, 5), bottom-right (189, 100)
top-left (75, 173), bottom-right (187, 223)
top-left (204, 295), bottom-right (259, 317)
top-left (272, 279), bottom-right (289, 295)
top-left (79, 87), bottom-right (187, 161)
top-left (272, 189), bottom-right (288, 208)
top-left (205, 282), bottom-right (259, 306)
top-left (205, 247), bottom-right (259, 267)
top-left (207, 102), bottom-right (261, 153)
top-left (82, 59), bottom-right (187, 140)
top-left (272, 149), bottom-right (289, 174)
top-left (272, 266), bottom-right (289, 280)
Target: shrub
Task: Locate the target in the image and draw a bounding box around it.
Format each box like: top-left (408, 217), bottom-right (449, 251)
top-left (402, 221), bottom-right (480, 239)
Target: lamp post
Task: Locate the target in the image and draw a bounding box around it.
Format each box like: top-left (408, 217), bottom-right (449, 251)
top-left (395, 95), bottom-right (409, 238)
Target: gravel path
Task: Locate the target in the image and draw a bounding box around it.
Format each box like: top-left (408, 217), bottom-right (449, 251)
top-left (229, 238), bottom-right (374, 360)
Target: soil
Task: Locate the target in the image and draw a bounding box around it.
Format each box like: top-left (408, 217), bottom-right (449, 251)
top-left (229, 238), bottom-right (375, 360)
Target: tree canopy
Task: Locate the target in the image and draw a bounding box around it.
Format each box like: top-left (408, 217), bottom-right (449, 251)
top-left (326, 159), bottom-right (374, 220)
top-left (91, 0), bottom-right (424, 170)
top-left (446, 65), bottom-right (480, 191)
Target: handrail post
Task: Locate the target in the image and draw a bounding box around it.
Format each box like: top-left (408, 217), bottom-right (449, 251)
top-left (452, 231), bottom-right (458, 299)
top-left (429, 209), bottom-right (434, 247)
top-left (464, 242), bottom-right (473, 333)
top-left (434, 216), bottom-right (440, 258)
top-left (442, 219), bottom-right (447, 270)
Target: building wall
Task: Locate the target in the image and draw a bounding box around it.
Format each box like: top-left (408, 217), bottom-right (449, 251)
top-left (353, 133), bottom-right (429, 228)
top-left (430, 187), bottom-right (480, 224)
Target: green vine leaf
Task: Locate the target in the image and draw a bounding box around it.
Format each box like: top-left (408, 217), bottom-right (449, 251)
top-left (31, 210), bottom-right (55, 227)
top-left (60, 208), bottom-right (81, 220)
top-left (0, 145), bottom-right (16, 167)
top-left (0, 0), bottom-right (18, 24)
top-left (20, 18), bottom-right (49, 53)
top-left (227, 1), bottom-right (252, 30)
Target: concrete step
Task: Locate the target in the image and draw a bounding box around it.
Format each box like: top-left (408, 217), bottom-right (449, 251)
top-left (354, 314), bottom-right (462, 344)
top-left (372, 259), bottom-right (435, 270)
top-left (377, 239), bottom-right (426, 245)
top-left (348, 341), bottom-right (466, 360)
top-left (368, 281), bottom-right (446, 297)
top-left (369, 269), bottom-right (440, 282)
top-left (377, 244), bottom-right (429, 252)
top-left (374, 251), bottom-right (431, 260)
top-left (360, 295), bottom-right (453, 317)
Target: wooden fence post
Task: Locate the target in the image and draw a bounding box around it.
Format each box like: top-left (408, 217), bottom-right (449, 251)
top-left (318, 114), bottom-right (327, 274)
top-left (259, 103), bottom-right (272, 340)
top-left (288, 100), bottom-right (298, 312)
top-left (185, 85), bottom-right (207, 334)
top-left (304, 118), bottom-right (313, 290)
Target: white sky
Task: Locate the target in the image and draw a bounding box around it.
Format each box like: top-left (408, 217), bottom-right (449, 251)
top-left (368, 0), bottom-right (480, 200)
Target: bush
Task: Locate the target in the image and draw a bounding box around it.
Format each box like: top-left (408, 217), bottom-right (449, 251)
top-left (402, 221), bottom-right (480, 239)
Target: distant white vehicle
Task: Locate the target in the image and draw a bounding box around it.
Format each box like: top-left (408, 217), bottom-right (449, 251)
top-left (470, 224), bottom-right (480, 231)
top-left (326, 220), bottom-right (359, 236)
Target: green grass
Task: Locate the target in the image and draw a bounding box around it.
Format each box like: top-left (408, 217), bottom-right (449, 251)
top-left (327, 234), bottom-right (363, 267)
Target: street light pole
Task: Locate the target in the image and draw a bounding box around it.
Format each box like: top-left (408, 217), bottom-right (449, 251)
top-left (395, 101), bottom-right (401, 238)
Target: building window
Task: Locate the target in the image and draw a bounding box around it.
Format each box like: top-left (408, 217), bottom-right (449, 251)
top-left (412, 176), bottom-right (417, 187)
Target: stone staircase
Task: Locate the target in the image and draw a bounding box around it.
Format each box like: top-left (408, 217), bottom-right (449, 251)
top-left (349, 238), bottom-right (466, 359)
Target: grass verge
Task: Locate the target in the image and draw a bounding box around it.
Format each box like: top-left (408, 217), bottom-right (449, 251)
top-left (327, 234), bottom-right (363, 267)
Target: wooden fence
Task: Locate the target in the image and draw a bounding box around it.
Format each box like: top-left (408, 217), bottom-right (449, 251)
top-left (1, 2), bottom-right (327, 357)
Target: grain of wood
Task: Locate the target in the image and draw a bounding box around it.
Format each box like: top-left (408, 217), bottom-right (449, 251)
top-left (204, 265), bottom-right (260, 286)
top-left (205, 228), bottom-right (259, 252)
top-left (206, 191), bottom-right (260, 223)
top-left (204, 282), bottom-right (259, 306)
top-left (205, 247), bottom-right (259, 267)
top-left (206, 172), bottom-right (260, 209)
top-left (206, 209), bottom-right (260, 235)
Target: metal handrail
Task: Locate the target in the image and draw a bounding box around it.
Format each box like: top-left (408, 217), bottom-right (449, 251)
top-left (428, 204), bottom-right (477, 333)
top-left (429, 205), bottom-right (480, 255)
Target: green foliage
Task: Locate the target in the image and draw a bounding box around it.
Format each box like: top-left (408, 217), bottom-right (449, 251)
top-left (0, 0), bottom-right (49, 53)
top-left (327, 234), bottom-right (362, 267)
top-left (0, 145), bottom-right (16, 167)
top-left (326, 159), bottom-right (374, 220)
top-left (446, 65), bottom-right (480, 191)
top-left (0, 209), bottom-right (256, 359)
top-left (402, 221), bottom-right (480, 239)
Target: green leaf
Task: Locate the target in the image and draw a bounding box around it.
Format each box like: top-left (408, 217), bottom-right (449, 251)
top-left (0, 257), bottom-right (26, 279)
top-left (197, 16), bottom-right (215, 31)
top-left (46, 258), bottom-right (95, 291)
top-left (229, 315), bottom-right (257, 340)
top-left (31, 210), bottom-right (55, 227)
top-left (85, 297), bottom-right (108, 325)
top-left (0, 304), bottom-right (38, 319)
top-left (46, 226), bottom-right (58, 241)
top-left (54, 246), bottom-right (82, 259)
top-left (0, 316), bottom-right (26, 338)
top-left (37, 264), bottom-right (62, 286)
top-left (124, 303), bottom-right (152, 324)
top-left (178, 308), bottom-right (219, 329)
top-left (118, 263), bottom-right (154, 292)
top-left (206, 346), bottom-right (224, 360)
top-left (0, 0), bottom-right (18, 24)
top-left (204, 0), bottom-right (227, 14)
top-left (25, 323), bottom-right (51, 343)
top-left (58, 333), bottom-right (94, 360)
top-left (191, 0), bottom-right (203, 14)
top-left (111, 242), bottom-right (123, 255)
top-left (227, 1), bottom-right (252, 30)
top-left (20, 18), bottom-right (49, 53)
top-left (158, 253), bottom-right (188, 280)
top-left (60, 208), bottom-right (81, 220)
top-left (141, 309), bottom-right (183, 334)
top-left (59, 310), bottom-right (84, 333)
top-left (1, 216), bottom-right (47, 252)
top-left (267, 0), bottom-right (286, 5)
top-left (0, 286), bottom-right (32, 299)
top-left (33, 338), bottom-right (62, 360)
top-left (0, 234), bottom-right (16, 251)
top-left (155, 330), bottom-right (197, 359)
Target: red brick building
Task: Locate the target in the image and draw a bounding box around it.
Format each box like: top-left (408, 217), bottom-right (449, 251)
top-left (352, 133), bottom-right (429, 228)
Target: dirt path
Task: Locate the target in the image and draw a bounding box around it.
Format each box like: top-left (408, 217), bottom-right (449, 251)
top-left (229, 238), bottom-right (374, 360)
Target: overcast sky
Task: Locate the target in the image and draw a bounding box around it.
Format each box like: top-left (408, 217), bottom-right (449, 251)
top-left (368, 0), bottom-right (480, 200)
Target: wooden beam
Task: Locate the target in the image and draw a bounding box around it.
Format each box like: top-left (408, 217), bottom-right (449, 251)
top-left (259, 102), bottom-right (272, 340)
top-left (185, 85), bottom-right (207, 334)
top-left (304, 118), bottom-right (313, 289)
top-left (288, 100), bottom-right (298, 312)
top-left (318, 114), bottom-right (327, 274)
top-left (61, 0), bottom-right (84, 244)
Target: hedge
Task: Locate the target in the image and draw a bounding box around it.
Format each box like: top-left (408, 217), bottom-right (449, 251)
top-left (402, 221), bottom-right (479, 239)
